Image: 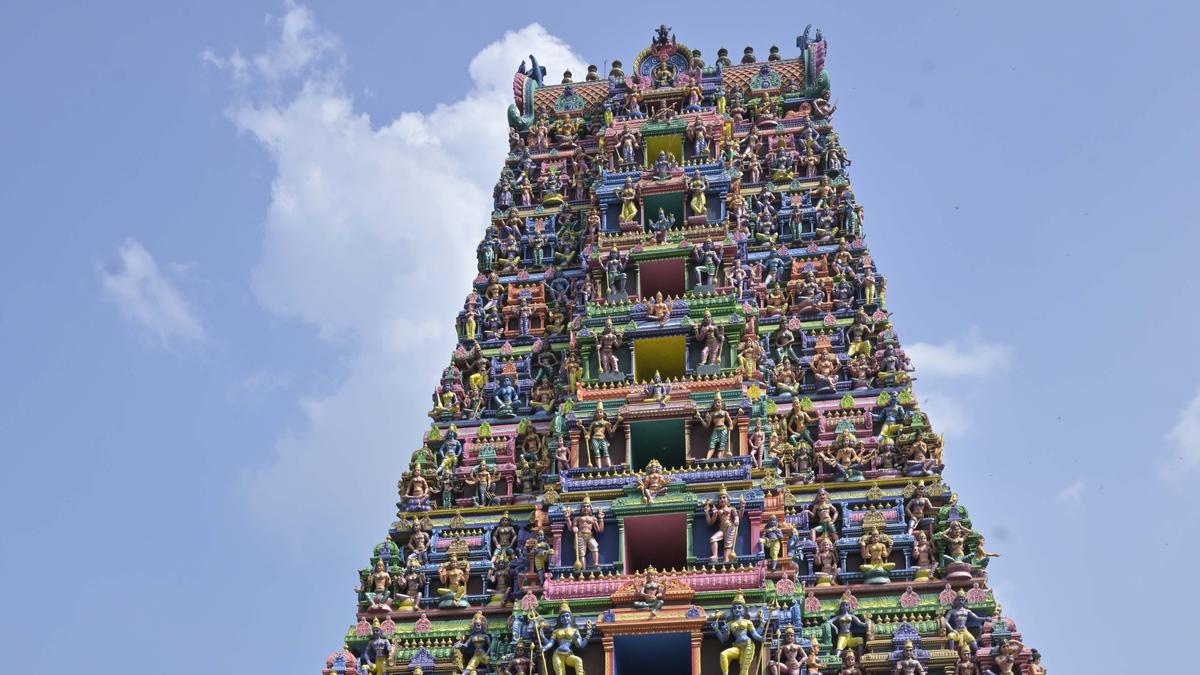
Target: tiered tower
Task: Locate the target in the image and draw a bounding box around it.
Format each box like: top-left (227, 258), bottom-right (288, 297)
top-left (323, 26), bottom-right (1045, 675)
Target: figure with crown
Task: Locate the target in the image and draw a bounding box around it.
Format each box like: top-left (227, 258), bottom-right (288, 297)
top-left (704, 484), bottom-right (745, 562)
top-left (453, 612), bottom-right (493, 675)
top-left (537, 601), bottom-right (593, 675)
top-left (563, 495), bottom-right (605, 570)
top-left (710, 593), bottom-right (766, 675)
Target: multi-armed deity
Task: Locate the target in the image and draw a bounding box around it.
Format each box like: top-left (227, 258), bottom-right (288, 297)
top-left (325, 25), bottom-right (1044, 675)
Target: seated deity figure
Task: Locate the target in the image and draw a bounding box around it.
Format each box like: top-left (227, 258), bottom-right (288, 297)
top-left (436, 553), bottom-right (471, 609)
top-left (493, 375), bottom-right (519, 418)
top-left (858, 526), bottom-right (896, 583)
top-left (894, 641), bottom-right (926, 675)
top-left (809, 343), bottom-right (841, 393)
top-left (632, 566), bottom-right (665, 616)
top-left (636, 458), bottom-right (670, 503)
top-left (645, 291), bottom-right (671, 326)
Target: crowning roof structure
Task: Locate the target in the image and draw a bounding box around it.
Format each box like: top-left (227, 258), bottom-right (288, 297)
top-left (322, 25), bottom-right (1044, 675)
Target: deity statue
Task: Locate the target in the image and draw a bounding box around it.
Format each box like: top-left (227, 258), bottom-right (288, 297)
top-left (988, 638), bottom-right (1025, 675)
top-left (491, 511), bottom-right (519, 558)
top-left (357, 559), bottom-right (394, 609)
top-left (710, 593), bottom-right (766, 675)
top-left (894, 640), bottom-right (926, 675)
top-left (454, 612), bottom-right (493, 675)
top-left (632, 566), bottom-right (665, 616)
top-left (761, 284), bottom-right (789, 317)
top-left (503, 640), bottom-right (534, 675)
top-left (696, 393), bottom-right (737, 458)
top-left (704, 485), bottom-right (745, 562)
top-left (537, 601), bottom-right (593, 675)
top-left (618, 176), bottom-right (640, 223)
top-left (737, 330), bottom-right (765, 379)
top-left (493, 375), bottom-right (520, 418)
top-left (695, 309), bottom-right (726, 366)
top-left (905, 482), bottom-right (936, 539)
top-left (524, 529), bottom-right (553, 585)
top-left (859, 526), bottom-right (895, 583)
top-left (807, 487), bottom-right (840, 540)
top-left (466, 462), bottom-right (500, 507)
top-left (687, 115), bottom-right (709, 156)
top-left (839, 649), bottom-right (864, 675)
top-left (596, 318), bottom-right (624, 375)
top-left (436, 553), bottom-right (471, 609)
top-left (395, 553), bottom-right (424, 610)
top-left (943, 591), bottom-right (983, 652)
top-left (758, 514), bottom-right (786, 570)
top-left (809, 343), bottom-right (841, 393)
top-left (400, 466), bottom-right (432, 512)
top-left (767, 626), bottom-right (808, 675)
top-left (645, 291), bottom-right (671, 326)
top-left (812, 532), bottom-right (840, 585)
top-left (564, 495), bottom-right (606, 570)
top-left (636, 458), bottom-right (670, 503)
top-left (827, 599), bottom-right (868, 655)
top-left (688, 170), bottom-right (710, 219)
top-left (953, 645), bottom-right (981, 675)
top-left (911, 531), bottom-right (936, 581)
top-left (648, 207), bottom-right (675, 243)
top-left (487, 551), bottom-right (514, 607)
top-left (360, 620), bottom-right (392, 675)
top-left (578, 401), bottom-right (622, 468)
top-left (693, 238), bottom-right (722, 287)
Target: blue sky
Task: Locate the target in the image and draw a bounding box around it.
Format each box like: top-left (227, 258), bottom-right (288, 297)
top-left (1, 2), bottom-right (1197, 672)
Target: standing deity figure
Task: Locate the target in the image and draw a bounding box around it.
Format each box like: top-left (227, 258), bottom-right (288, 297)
top-left (618, 176), bottom-right (640, 223)
top-left (693, 239), bottom-right (721, 287)
top-left (632, 566), bottom-right (665, 615)
top-left (767, 626), bottom-right (808, 675)
top-left (704, 485), bottom-right (745, 562)
top-left (578, 401), bottom-right (622, 468)
top-left (697, 392), bottom-right (737, 458)
top-left (617, 124), bottom-right (641, 165)
top-left (603, 248), bottom-right (629, 296)
top-left (710, 593), bottom-right (766, 675)
top-left (524, 529), bottom-right (553, 585)
top-left (737, 330), bottom-right (764, 379)
top-left (695, 309), bottom-right (725, 366)
top-left (828, 599), bottom-right (868, 655)
top-left (360, 620), bottom-right (392, 675)
top-left (453, 612), bottom-right (493, 675)
top-left (688, 170), bottom-right (710, 219)
top-left (905, 482), bottom-right (936, 539)
top-left (687, 114), bottom-right (709, 154)
top-left (595, 318), bottom-right (624, 374)
top-left (537, 602), bottom-right (593, 675)
top-left (758, 514), bottom-right (786, 570)
top-left (564, 495), bottom-right (606, 570)
top-left (953, 645), bottom-right (981, 675)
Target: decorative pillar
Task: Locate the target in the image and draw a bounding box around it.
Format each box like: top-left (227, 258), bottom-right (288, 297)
top-left (690, 631), bottom-right (703, 675)
top-left (623, 421), bottom-right (633, 466)
top-left (569, 428), bottom-right (584, 468)
top-left (617, 517), bottom-right (627, 572)
top-left (603, 635), bottom-right (616, 675)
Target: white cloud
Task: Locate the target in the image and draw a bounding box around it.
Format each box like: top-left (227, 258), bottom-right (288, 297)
top-left (1056, 478), bottom-right (1085, 504)
top-left (906, 329), bottom-right (1012, 439)
top-left (99, 238), bottom-right (205, 348)
top-left (1161, 385), bottom-right (1200, 482)
top-left (210, 4), bottom-right (587, 540)
top-left (906, 330), bottom-right (1012, 379)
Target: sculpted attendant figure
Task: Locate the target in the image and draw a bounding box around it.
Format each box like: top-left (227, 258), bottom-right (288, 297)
top-left (695, 309), bottom-right (725, 366)
top-left (697, 392), bottom-right (737, 458)
top-left (618, 177), bottom-right (639, 222)
top-left (360, 621), bottom-right (392, 675)
top-left (688, 170), bottom-right (709, 218)
top-left (563, 496), bottom-right (605, 569)
top-left (595, 318), bottom-right (624, 374)
top-left (767, 626), bottom-right (807, 675)
top-left (578, 401), bottom-right (622, 468)
top-left (537, 602), bottom-right (593, 675)
top-left (632, 566), bottom-right (665, 616)
top-left (454, 612), bottom-right (493, 675)
top-left (704, 485), bottom-right (745, 562)
top-left (711, 594), bottom-right (766, 675)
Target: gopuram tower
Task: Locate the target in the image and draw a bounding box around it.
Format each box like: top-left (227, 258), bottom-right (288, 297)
top-left (324, 26), bottom-right (1045, 675)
